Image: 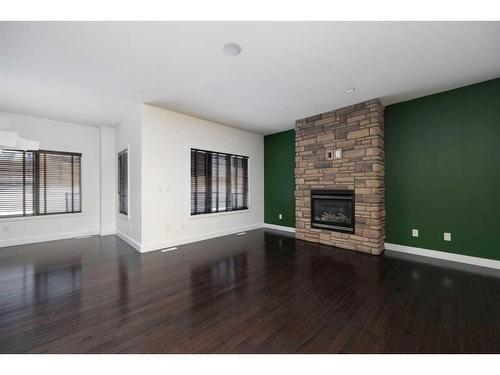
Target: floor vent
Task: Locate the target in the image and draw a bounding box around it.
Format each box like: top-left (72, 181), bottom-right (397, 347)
top-left (161, 247), bottom-right (178, 252)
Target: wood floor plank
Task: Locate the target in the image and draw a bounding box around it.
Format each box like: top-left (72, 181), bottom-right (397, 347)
top-left (1, 229), bottom-right (500, 353)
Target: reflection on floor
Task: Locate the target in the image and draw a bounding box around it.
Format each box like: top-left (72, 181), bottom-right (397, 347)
top-left (1, 228), bottom-right (500, 353)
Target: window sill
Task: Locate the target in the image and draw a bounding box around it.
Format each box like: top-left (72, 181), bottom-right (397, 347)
top-left (188, 209), bottom-right (251, 220)
top-left (0, 212), bottom-right (84, 223)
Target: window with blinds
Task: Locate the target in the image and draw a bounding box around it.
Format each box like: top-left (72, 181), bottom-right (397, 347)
top-left (0, 149), bottom-right (81, 218)
top-left (117, 149), bottom-right (128, 216)
top-left (191, 149), bottom-right (249, 215)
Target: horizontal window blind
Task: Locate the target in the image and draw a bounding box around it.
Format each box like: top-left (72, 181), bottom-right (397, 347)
top-left (191, 148), bottom-right (248, 215)
top-left (0, 149), bottom-right (81, 218)
top-left (117, 149), bottom-right (128, 215)
top-left (0, 150), bottom-right (32, 217)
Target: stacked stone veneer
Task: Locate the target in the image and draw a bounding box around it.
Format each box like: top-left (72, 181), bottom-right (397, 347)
top-left (295, 99), bottom-right (385, 255)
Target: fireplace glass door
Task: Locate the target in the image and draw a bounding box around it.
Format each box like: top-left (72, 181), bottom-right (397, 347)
top-left (311, 190), bottom-right (355, 233)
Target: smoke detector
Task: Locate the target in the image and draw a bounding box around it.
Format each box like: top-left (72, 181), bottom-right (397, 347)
top-left (223, 43), bottom-right (242, 56)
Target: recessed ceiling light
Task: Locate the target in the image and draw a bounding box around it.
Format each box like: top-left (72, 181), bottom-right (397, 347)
top-left (223, 43), bottom-right (242, 56)
top-left (344, 87), bottom-right (356, 93)
top-left (285, 108), bottom-right (292, 113)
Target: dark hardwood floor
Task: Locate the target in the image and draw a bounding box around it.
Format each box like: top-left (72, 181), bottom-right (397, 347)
top-left (1, 228), bottom-right (500, 353)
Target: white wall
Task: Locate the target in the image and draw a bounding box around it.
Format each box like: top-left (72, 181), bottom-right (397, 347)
top-left (0, 112), bottom-right (101, 247)
top-left (100, 126), bottom-right (116, 235)
top-left (140, 104), bottom-right (264, 252)
top-left (115, 105), bottom-right (142, 249)
top-left (1, 106), bottom-right (264, 252)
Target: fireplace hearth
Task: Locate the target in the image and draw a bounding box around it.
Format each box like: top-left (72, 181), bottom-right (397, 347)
top-left (311, 190), bottom-right (355, 233)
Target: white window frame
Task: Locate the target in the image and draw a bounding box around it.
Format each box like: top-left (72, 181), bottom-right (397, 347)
top-left (117, 146), bottom-right (130, 220)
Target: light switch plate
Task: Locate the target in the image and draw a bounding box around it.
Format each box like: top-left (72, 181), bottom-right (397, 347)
top-left (412, 229), bottom-right (419, 237)
top-left (334, 149), bottom-right (342, 159)
top-left (444, 232), bottom-right (451, 241)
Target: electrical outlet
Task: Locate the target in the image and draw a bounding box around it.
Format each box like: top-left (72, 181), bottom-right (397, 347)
top-left (278, 214), bottom-right (283, 220)
top-left (412, 229), bottom-right (419, 237)
top-left (444, 232), bottom-right (451, 242)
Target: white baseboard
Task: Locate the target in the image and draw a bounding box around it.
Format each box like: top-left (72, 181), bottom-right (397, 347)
top-left (139, 223), bottom-right (264, 253)
top-left (100, 228), bottom-right (116, 236)
top-left (263, 223), bottom-right (296, 233)
top-left (0, 230), bottom-right (99, 248)
top-left (115, 230), bottom-right (142, 251)
top-left (385, 242), bottom-right (500, 270)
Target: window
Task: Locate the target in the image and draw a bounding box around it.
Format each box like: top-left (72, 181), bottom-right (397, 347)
top-left (0, 149), bottom-right (81, 218)
top-left (117, 148), bottom-right (128, 216)
top-left (191, 148), bottom-right (248, 215)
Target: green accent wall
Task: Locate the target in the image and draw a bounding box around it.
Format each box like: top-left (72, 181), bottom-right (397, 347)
top-left (263, 78), bottom-right (500, 261)
top-left (385, 78), bottom-right (500, 260)
top-left (264, 129), bottom-right (296, 228)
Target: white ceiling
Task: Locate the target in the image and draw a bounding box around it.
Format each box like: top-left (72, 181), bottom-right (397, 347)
top-left (1, 21), bottom-right (499, 135)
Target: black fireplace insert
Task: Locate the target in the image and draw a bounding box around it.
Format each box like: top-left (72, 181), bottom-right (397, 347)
top-left (311, 190), bottom-right (355, 233)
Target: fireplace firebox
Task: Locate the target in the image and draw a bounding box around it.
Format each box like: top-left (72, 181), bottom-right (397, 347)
top-left (311, 190), bottom-right (355, 233)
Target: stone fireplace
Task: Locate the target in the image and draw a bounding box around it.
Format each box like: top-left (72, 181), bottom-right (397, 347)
top-left (295, 99), bottom-right (385, 255)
